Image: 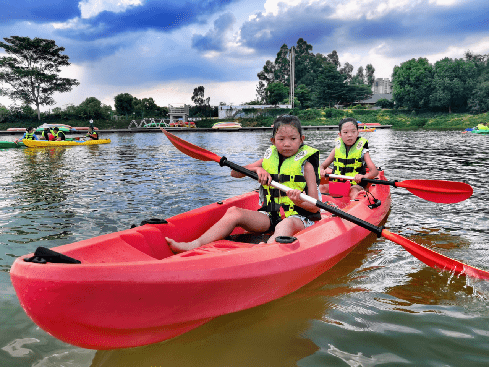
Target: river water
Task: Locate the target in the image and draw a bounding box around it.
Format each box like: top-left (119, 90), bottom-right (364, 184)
top-left (0, 129), bottom-right (488, 367)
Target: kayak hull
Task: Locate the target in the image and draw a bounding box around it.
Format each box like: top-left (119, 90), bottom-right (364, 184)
top-left (23, 139), bottom-right (111, 147)
top-left (212, 122), bottom-right (242, 129)
top-left (11, 172), bottom-right (390, 349)
top-left (0, 141), bottom-right (25, 148)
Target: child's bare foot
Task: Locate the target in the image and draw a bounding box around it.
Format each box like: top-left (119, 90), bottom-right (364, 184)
top-left (165, 237), bottom-right (200, 253)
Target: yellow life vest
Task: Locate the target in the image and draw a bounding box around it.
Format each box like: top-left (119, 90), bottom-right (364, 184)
top-left (24, 132), bottom-right (35, 140)
top-left (333, 137), bottom-right (368, 185)
top-left (261, 145), bottom-right (320, 219)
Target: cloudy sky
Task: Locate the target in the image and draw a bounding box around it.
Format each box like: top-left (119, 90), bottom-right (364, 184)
top-left (0, 0), bottom-right (488, 111)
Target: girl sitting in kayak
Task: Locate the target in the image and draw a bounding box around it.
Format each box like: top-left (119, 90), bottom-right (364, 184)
top-left (40, 128), bottom-right (54, 141)
top-left (15, 126), bottom-right (38, 143)
top-left (319, 117), bottom-right (378, 200)
top-left (166, 115), bottom-right (321, 253)
top-left (86, 122), bottom-right (99, 140)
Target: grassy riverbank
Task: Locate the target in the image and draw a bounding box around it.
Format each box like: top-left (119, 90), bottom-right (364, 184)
top-left (0, 109), bottom-right (488, 131)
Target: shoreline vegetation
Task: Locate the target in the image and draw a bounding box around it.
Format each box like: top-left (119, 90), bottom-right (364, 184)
top-left (0, 108), bottom-right (488, 131)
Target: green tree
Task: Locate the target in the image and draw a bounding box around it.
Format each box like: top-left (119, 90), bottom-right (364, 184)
top-left (265, 82), bottom-right (289, 105)
top-left (326, 50), bottom-right (340, 69)
top-left (314, 63), bottom-right (345, 107)
top-left (339, 62), bottom-right (354, 83)
top-left (355, 66), bottom-right (364, 82)
top-left (0, 36), bottom-right (79, 120)
top-left (274, 44), bottom-right (290, 85)
top-left (392, 58), bottom-right (433, 109)
top-left (257, 60), bottom-right (277, 85)
top-left (465, 52), bottom-right (489, 114)
top-left (191, 86), bottom-right (210, 106)
top-left (375, 98), bottom-right (394, 108)
top-left (255, 81), bottom-right (266, 104)
top-left (342, 83), bottom-right (372, 105)
top-left (429, 57), bottom-right (476, 113)
top-left (295, 84), bottom-right (313, 109)
top-left (77, 97), bottom-right (104, 119)
top-left (115, 93), bottom-right (135, 118)
top-left (365, 64), bottom-right (375, 87)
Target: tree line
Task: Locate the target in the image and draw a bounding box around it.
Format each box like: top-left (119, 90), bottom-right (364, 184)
top-left (0, 36), bottom-right (488, 123)
top-left (254, 38), bottom-right (374, 108)
top-left (253, 38), bottom-right (488, 114)
top-left (392, 52), bottom-right (488, 113)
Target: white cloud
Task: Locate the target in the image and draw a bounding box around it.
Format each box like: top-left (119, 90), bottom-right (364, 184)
top-left (79, 0), bottom-right (143, 19)
top-left (424, 35), bottom-right (489, 63)
top-left (330, 0), bottom-right (422, 20)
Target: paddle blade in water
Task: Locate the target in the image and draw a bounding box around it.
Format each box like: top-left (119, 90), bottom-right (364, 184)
top-left (396, 180), bottom-right (473, 204)
top-left (381, 229), bottom-right (489, 280)
top-left (162, 129), bottom-right (221, 162)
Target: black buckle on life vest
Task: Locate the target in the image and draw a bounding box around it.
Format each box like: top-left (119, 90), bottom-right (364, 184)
top-left (24, 247), bottom-right (81, 264)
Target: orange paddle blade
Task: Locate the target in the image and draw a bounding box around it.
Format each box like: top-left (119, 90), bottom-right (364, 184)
top-left (161, 129), bottom-right (221, 162)
top-left (396, 180), bottom-right (473, 204)
top-left (382, 229), bottom-right (489, 280)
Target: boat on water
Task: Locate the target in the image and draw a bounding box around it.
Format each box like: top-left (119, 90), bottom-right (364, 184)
top-left (10, 171), bottom-right (391, 349)
top-left (212, 121), bottom-right (242, 129)
top-left (23, 139), bottom-right (111, 147)
top-left (35, 123), bottom-right (73, 133)
top-left (0, 141), bottom-right (25, 148)
top-left (462, 124), bottom-right (489, 134)
top-left (0, 137), bottom-right (83, 149)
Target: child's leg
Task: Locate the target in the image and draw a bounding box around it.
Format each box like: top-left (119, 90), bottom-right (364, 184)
top-left (267, 216), bottom-right (305, 243)
top-left (349, 185), bottom-right (365, 200)
top-left (166, 207), bottom-right (271, 253)
top-left (319, 183), bottom-right (329, 194)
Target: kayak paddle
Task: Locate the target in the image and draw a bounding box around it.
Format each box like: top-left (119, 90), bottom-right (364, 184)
top-left (322, 174), bottom-right (473, 204)
top-left (161, 129), bottom-right (489, 280)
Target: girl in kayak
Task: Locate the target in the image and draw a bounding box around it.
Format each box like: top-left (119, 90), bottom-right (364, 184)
top-left (319, 117), bottom-right (378, 200)
top-left (86, 121), bottom-right (99, 140)
top-left (40, 128), bottom-right (54, 141)
top-left (166, 115), bottom-right (321, 253)
top-left (15, 126), bottom-right (38, 143)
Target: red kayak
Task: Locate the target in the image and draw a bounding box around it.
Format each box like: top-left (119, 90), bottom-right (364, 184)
top-left (10, 172), bottom-right (391, 349)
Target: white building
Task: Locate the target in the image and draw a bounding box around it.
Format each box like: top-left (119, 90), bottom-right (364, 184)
top-left (372, 78), bottom-right (392, 94)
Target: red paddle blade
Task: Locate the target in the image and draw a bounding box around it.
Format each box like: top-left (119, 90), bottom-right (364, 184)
top-left (382, 229), bottom-right (489, 280)
top-left (396, 180), bottom-right (473, 204)
top-left (161, 129), bottom-right (221, 163)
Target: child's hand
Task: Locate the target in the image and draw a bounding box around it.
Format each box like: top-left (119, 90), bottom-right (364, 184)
top-left (353, 174), bottom-right (364, 184)
top-left (286, 189), bottom-right (302, 203)
top-left (256, 167), bottom-right (272, 186)
top-left (320, 167), bottom-right (332, 177)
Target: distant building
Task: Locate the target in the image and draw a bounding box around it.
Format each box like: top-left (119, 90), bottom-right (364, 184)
top-left (359, 93), bottom-right (393, 106)
top-left (168, 104), bottom-right (189, 123)
top-left (372, 78), bottom-right (392, 94)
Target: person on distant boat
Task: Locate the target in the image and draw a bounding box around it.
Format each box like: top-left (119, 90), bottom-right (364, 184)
top-left (40, 128), bottom-right (54, 141)
top-left (166, 115), bottom-right (322, 253)
top-left (86, 122), bottom-right (99, 140)
top-left (52, 127), bottom-right (66, 141)
top-left (319, 117), bottom-right (378, 200)
top-left (15, 126), bottom-right (39, 143)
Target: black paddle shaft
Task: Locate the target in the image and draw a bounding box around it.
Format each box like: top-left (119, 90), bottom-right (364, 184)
top-left (219, 157), bottom-right (384, 237)
top-left (361, 178), bottom-right (397, 186)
